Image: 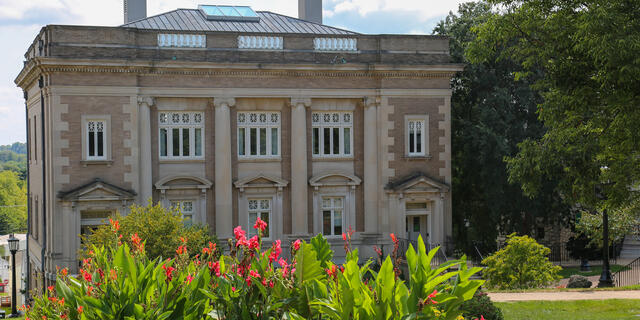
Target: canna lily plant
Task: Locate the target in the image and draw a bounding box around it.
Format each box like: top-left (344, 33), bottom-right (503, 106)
top-left (25, 218), bottom-right (483, 320)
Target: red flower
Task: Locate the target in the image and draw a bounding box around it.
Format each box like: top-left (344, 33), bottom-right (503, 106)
top-left (77, 306), bottom-right (83, 314)
top-left (208, 261), bottom-right (221, 277)
top-left (253, 217), bottom-right (267, 232)
top-left (390, 233), bottom-right (397, 243)
top-left (342, 233), bottom-right (347, 241)
top-left (426, 289), bottom-right (438, 304)
top-left (47, 285), bottom-right (54, 292)
top-left (162, 264), bottom-right (175, 282)
top-left (176, 245), bottom-right (187, 255)
top-left (248, 235), bottom-right (260, 250)
top-left (326, 265), bottom-right (338, 279)
top-left (234, 226), bottom-right (246, 240)
top-left (269, 240), bottom-right (282, 263)
top-left (293, 239), bottom-right (302, 251)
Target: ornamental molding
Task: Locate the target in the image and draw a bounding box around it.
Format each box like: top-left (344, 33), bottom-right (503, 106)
top-left (363, 96), bottom-right (381, 108)
top-left (15, 60), bottom-right (459, 88)
top-left (213, 97), bottom-right (236, 108)
top-left (290, 97), bottom-right (312, 107)
top-left (137, 96), bottom-right (155, 106)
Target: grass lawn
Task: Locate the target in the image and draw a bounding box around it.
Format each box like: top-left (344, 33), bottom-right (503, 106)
top-left (496, 299), bottom-right (640, 320)
top-left (559, 264), bottom-right (629, 278)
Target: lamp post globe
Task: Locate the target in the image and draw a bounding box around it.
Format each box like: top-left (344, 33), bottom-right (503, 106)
top-left (7, 233), bottom-right (20, 317)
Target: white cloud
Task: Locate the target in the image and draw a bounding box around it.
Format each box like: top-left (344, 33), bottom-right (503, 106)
top-left (326, 0), bottom-right (465, 22)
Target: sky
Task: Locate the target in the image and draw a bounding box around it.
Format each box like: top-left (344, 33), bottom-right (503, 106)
top-left (0, 0), bottom-right (466, 145)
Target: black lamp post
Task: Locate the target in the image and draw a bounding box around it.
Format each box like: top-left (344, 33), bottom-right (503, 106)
top-left (594, 184), bottom-right (613, 287)
top-left (7, 234), bottom-right (20, 317)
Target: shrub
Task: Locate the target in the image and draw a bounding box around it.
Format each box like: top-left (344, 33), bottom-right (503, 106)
top-left (80, 201), bottom-right (217, 260)
top-left (461, 291), bottom-right (504, 320)
top-left (27, 223), bottom-right (484, 319)
top-left (482, 233), bottom-right (561, 289)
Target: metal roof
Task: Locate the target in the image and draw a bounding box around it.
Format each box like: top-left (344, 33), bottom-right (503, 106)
top-left (121, 9), bottom-right (358, 35)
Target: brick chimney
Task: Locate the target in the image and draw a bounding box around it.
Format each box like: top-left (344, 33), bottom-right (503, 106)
top-left (298, 0), bottom-right (322, 24)
top-left (124, 0), bottom-right (147, 24)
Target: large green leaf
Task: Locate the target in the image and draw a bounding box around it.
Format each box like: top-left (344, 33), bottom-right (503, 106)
top-left (310, 234), bottom-right (333, 269)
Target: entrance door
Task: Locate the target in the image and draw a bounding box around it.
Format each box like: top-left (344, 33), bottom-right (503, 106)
top-left (406, 215), bottom-right (429, 244)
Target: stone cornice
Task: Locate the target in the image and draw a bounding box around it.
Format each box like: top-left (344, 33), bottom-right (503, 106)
top-left (15, 58), bottom-right (462, 89)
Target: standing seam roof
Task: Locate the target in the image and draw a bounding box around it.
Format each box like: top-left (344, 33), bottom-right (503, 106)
top-left (121, 9), bottom-right (359, 35)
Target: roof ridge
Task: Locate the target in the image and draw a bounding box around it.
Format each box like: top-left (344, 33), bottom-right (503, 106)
top-left (257, 10), bottom-right (359, 35)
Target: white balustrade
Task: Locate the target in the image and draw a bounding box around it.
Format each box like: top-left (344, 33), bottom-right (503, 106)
top-left (237, 35), bottom-right (283, 50)
top-left (157, 34), bottom-right (206, 48)
top-left (314, 37), bottom-right (357, 51)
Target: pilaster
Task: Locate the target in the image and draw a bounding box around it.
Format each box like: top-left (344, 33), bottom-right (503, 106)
top-left (363, 96), bottom-right (380, 236)
top-left (214, 97), bottom-right (236, 240)
top-left (137, 96), bottom-right (154, 203)
top-left (290, 97), bottom-right (311, 236)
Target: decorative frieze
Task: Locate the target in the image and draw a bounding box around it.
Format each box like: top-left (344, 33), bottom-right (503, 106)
top-left (238, 36), bottom-right (283, 50)
top-left (314, 38), bottom-right (357, 51)
top-left (157, 34), bottom-right (206, 48)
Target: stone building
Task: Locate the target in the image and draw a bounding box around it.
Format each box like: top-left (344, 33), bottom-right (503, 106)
top-left (15, 0), bottom-right (461, 289)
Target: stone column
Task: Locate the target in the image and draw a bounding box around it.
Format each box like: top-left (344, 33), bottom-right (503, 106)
top-left (290, 98), bottom-right (311, 236)
top-left (138, 96), bottom-right (154, 204)
top-left (214, 97), bottom-right (235, 240)
top-left (363, 97), bottom-right (380, 235)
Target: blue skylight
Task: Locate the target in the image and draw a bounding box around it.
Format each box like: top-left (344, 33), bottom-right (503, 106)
top-left (198, 5), bottom-right (260, 22)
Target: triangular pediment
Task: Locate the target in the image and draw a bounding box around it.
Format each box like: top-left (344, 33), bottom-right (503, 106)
top-left (234, 174), bottom-right (288, 190)
top-left (58, 178), bottom-right (136, 201)
top-left (386, 173), bottom-right (449, 193)
top-left (309, 172), bottom-right (361, 188)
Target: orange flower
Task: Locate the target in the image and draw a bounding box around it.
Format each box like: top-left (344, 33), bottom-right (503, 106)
top-left (390, 233), bottom-right (397, 243)
top-left (77, 305), bottom-right (84, 314)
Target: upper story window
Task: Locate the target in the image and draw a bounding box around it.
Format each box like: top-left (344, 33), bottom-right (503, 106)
top-left (159, 112), bottom-right (204, 159)
top-left (87, 120), bottom-right (107, 160)
top-left (312, 112), bottom-right (353, 158)
top-left (406, 116), bottom-right (428, 157)
top-left (247, 199), bottom-right (270, 238)
top-left (171, 200), bottom-right (195, 226)
top-left (157, 34), bottom-right (206, 48)
top-left (314, 38), bottom-right (357, 52)
top-left (237, 112), bottom-right (280, 159)
top-left (321, 196), bottom-right (343, 236)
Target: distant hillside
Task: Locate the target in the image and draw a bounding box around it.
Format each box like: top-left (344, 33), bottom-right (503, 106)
top-left (0, 142), bottom-right (26, 154)
top-left (0, 142), bottom-right (26, 179)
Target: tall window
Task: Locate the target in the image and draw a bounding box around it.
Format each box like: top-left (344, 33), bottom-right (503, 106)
top-left (33, 116), bottom-right (37, 162)
top-left (248, 199), bottom-right (270, 238)
top-left (407, 118), bottom-right (426, 156)
top-left (237, 112), bottom-right (280, 158)
top-left (159, 112), bottom-right (204, 159)
top-left (171, 200), bottom-right (194, 226)
top-left (312, 112), bottom-right (352, 157)
top-left (87, 120), bottom-right (107, 160)
top-left (321, 197), bottom-right (343, 236)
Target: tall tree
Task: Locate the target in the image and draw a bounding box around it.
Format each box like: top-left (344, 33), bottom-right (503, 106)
top-left (434, 2), bottom-right (570, 255)
top-left (468, 0), bottom-right (640, 212)
top-left (0, 171), bottom-right (27, 235)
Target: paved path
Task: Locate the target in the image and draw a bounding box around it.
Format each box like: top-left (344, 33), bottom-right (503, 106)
top-left (488, 290), bottom-right (640, 302)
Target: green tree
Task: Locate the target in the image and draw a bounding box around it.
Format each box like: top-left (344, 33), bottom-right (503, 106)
top-left (468, 0), bottom-right (640, 214)
top-left (433, 2), bottom-right (570, 255)
top-left (0, 170), bottom-right (27, 235)
top-left (482, 234), bottom-right (561, 289)
top-left (81, 201), bottom-right (217, 260)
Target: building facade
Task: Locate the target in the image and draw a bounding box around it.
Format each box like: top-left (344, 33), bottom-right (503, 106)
top-left (15, 4), bottom-right (461, 288)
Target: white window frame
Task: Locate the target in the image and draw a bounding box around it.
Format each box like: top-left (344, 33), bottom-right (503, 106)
top-left (312, 112), bottom-right (353, 158)
top-left (247, 198), bottom-right (272, 239)
top-left (82, 116), bottom-right (110, 161)
top-left (170, 200), bottom-right (195, 225)
top-left (237, 112), bottom-right (281, 159)
top-left (405, 115), bottom-right (429, 157)
top-left (321, 196), bottom-right (345, 237)
top-left (159, 112), bottom-right (205, 160)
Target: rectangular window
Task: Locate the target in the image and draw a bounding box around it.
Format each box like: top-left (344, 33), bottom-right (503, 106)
top-left (407, 118), bottom-right (426, 156)
top-left (312, 112), bottom-right (353, 158)
top-left (237, 112), bottom-right (280, 158)
top-left (159, 112), bottom-right (205, 159)
top-left (248, 199), bottom-right (271, 238)
top-left (321, 197), bottom-right (344, 236)
top-left (170, 200), bottom-right (195, 226)
top-left (86, 120), bottom-right (107, 160)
